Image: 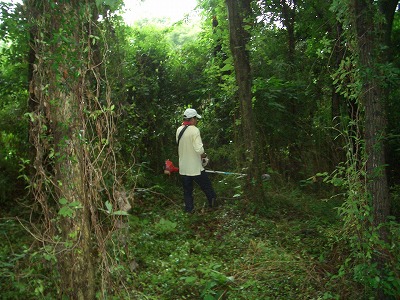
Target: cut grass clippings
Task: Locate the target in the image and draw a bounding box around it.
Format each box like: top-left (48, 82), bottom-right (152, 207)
top-left (124, 189), bottom-right (342, 299)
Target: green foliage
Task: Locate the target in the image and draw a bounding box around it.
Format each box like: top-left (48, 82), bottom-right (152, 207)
top-left (0, 183), bottom-right (360, 299)
top-left (322, 1), bottom-right (400, 297)
top-left (319, 126), bottom-right (400, 298)
top-left (0, 219), bottom-right (58, 299)
top-left (115, 21), bottom-right (210, 172)
top-left (58, 197), bottom-right (83, 218)
top-left (110, 184), bottom-right (342, 299)
top-left (95, 0), bottom-right (122, 11)
top-left (325, 219), bottom-right (400, 298)
top-left (0, 0), bottom-right (399, 298)
top-left (0, 2), bottom-right (29, 206)
top-left (154, 217), bottom-right (177, 234)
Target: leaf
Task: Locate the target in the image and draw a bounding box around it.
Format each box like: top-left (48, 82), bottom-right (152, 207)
top-left (155, 218), bottom-right (177, 233)
top-left (96, 0), bottom-right (120, 11)
top-left (95, 0), bottom-right (103, 9)
top-left (113, 210), bottom-right (129, 216)
top-left (220, 64), bottom-right (233, 72)
top-left (183, 276), bottom-right (197, 283)
top-left (105, 201), bottom-right (113, 213)
top-left (58, 206), bottom-right (74, 217)
top-left (48, 148), bottom-right (55, 159)
top-left (69, 201), bottom-right (82, 208)
top-left (24, 112), bottom-right (35, 122)
top-left (59, 198), bottom-right (68, 205)
top-left (316, 172), bottom-right (328, 177)
top-left (204, 293), bottom-right (215, 300)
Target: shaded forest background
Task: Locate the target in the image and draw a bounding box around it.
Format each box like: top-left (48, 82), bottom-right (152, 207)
top-left (0, 0), bottom-right (399, 299)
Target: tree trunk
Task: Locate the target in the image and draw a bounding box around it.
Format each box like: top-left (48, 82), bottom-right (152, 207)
top-left (225, 0), bottom-right (264, 201)
top-left (352, 0), bottom-right (390, 230)
top-left (54, 83), bottom-right (96, 299)
top-left (280, 0), bottom-right (296, 62)
top-left (26, 0), bottom-right (109, 298)
top-left (378, 0), bottom-right (399, 50)
top-left (351, 0), bottom-right (393, 298)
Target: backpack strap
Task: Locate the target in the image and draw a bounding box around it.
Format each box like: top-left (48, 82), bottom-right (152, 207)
top-left (177, 125), bottom-right (189, 146)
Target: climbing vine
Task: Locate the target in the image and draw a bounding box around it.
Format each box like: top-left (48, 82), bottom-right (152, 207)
top-left (25, 0), bottom-right (129, 297)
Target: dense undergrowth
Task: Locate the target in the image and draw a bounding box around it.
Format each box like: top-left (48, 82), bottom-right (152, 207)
top-left (1, 175), bottom-right (348, 299)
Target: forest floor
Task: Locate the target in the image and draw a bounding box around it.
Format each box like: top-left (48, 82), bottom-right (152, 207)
top-left (0, 176), bottom-right (346, 299)
top-left (124, 177), bottom-right (344, 299)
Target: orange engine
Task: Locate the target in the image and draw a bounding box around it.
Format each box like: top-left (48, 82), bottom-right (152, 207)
top-left (164, 159), bottom-right (179, 175)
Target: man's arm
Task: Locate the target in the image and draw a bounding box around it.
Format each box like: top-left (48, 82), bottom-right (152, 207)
top-left (192, 129), bottom-right (204, 155)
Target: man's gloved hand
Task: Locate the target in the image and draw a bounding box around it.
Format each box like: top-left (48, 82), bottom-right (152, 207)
top-left (202, 157), bottom-right (209, 167)
top-left (201, 153), bottom-right (209, 167)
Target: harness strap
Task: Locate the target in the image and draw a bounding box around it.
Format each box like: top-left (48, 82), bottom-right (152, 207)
top-left (177, 125), bottom-right (189, 146)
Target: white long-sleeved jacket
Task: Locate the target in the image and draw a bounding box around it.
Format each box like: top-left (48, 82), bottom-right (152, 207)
top-left (176, 125), bottom-right (205, 176)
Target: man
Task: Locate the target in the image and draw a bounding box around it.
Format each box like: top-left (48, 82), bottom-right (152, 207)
top-left (176, 108), bottom-right (217, 213)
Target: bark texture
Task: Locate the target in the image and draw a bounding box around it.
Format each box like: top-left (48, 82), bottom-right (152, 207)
top-left (225, 0), bottom-right (264, 200)
top-left (26, 0), bottom-right (111, 298)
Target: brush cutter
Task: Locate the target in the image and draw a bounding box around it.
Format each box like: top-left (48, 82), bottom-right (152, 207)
top-left (164, 159), bottom-right (270, 180)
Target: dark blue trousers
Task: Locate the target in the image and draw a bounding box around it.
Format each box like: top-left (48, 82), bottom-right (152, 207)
top-left (181, 171), bottom-right (216, 212)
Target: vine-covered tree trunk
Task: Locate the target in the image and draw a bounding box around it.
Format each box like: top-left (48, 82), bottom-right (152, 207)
top-left (225, 0), bottom-right (264, 200)
top-left (26, 0), bottom-right (120, 298)
top-left (352, 0), bottom-right (390, 227)
top-left (350, 0), bottom-right (398, 228)
top-left (27, 1), bottom-right (96, 298)
top-left (350, 0), bottom-right (395, 298)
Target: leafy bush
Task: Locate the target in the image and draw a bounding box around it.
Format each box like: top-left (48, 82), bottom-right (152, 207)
top-left (0, 219), bottom-right (58, 299)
